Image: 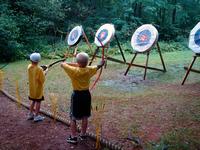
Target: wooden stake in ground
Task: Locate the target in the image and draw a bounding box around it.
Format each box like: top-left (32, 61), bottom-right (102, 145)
top-left (49, 93), bottom-right (58, 122)
top-left (92, 103), bottom-right (105, 150)
top-left (15, 80), bottom-right (21, 108)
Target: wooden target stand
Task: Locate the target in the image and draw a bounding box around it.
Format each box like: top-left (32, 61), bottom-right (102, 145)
top-left (124, 42), bottom-right (166, 80)
top-left (89, 34), bottom-right (126, 66)
top-left (181, 22), bottom-right (200, 85)
top-left (181, 53), bottom-right (200, 85)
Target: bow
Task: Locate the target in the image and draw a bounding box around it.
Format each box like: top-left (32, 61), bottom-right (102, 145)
top-left (90, 34), bottom-right (105, 91)
top-left (41, 45), bottom-right (71, 72)
top-left (40, 58), bottom-right (66, 71)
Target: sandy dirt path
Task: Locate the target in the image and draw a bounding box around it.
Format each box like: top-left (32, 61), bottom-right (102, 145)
top-left (0, 92), bottom-right (100, 150)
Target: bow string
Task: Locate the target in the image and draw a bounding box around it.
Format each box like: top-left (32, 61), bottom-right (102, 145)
top-left (90, 34), bottom-right (105, 91)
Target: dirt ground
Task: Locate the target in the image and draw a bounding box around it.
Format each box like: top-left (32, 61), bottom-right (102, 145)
top-left (2, 51), bottom-right (200, 150)
top-left (0, 92), bottom-right (102, 150)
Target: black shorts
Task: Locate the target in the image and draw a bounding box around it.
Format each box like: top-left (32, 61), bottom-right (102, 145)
top-left (70, 90), bottom-right (91, 120)
top-left (29, 96), bottom-right (44, 102)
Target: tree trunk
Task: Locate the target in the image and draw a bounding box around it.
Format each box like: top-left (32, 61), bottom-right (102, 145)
top-left (133, 2), bottom-right (138, 17)
top-left (162, 8), bottom-right (166, 24)
top-left (138, 2), bottom-right (142, 18)
top-left (172, 0), bottom-right (177, 24)
top-left (172, 7), bottom-right (176, 24)
top-left (159, 8), bottom-right (162, 19)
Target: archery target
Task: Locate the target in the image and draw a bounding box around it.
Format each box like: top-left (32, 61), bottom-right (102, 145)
top-left (67, 26), bottom-right (83, 46)
top-left (94, 24), bottom-right (115, 47)
top-left (131, 24), bottom-right (158, 52)
top-left (189, 22), bottom-right (200, 54)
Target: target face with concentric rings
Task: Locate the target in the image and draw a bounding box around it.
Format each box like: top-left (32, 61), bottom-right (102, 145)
top-left (94, 24), bottom-right (115, 47)
top-left (98, 29), bottom-right (109, 42)
top-left (131, 24), bottom-right (158, 53)
top-left (189, 22), bottom-right (200, 54)
top-left (136, 30), bottom-right (152, 46)
top-left (67, 26), bottom-right (83, 46)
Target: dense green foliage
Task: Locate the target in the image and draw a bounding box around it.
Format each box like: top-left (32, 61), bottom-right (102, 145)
top-left (0, 0), bottom-right (200, 61)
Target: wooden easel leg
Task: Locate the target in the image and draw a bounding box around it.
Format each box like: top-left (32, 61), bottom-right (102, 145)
top-left (181, 55), bottom-right (197, 85)
top-left (144, 52), bottom-right (150, 80)
top-left (157, 43), bottom-right (166, 72)
top-left (104, 58), bottom-right (107, 68)
top-left (124, 53), bottom-right (137, 76)
top-left (82, 30), bottom-right (93, 54)
top-left (115, 35), bottom-right (126, 63)
top-left (104, 47), bottom-right (108, 69)
top-left (72, 45), bottom-right (78, 62)
top-left (89, 47), bottom-right (99, 66)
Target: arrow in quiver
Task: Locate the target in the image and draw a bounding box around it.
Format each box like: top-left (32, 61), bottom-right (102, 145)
top-left (124, 24), bottom-right (166, 80)
top-left (182, 22), bottom-right (200, 85)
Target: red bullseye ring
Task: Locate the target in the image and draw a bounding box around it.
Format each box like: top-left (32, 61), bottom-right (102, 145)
top-left (140, 35), bottom-right (148, 41)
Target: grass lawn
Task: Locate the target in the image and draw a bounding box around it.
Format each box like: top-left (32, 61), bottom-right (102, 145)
top-left (1, 50), bottom-right (200, 150)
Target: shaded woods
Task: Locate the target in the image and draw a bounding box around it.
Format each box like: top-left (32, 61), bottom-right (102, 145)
top-left (1, 0), bottom-right (200, 61)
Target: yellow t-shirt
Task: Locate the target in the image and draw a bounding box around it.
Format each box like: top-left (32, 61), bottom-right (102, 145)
top-left (28, 64), bottom-right (45, 99)
top-left (62, 64), bottom-right (97, 91)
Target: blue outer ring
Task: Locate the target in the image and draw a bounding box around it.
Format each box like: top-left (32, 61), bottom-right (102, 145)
top-left (194, 29), bottom-right (200, 46)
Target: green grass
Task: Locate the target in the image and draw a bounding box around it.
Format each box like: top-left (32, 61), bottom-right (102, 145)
top-left (119, 50), bottom-right (199, 83)
top-left (1, 50), bottom-right (200, 109)
top-left (1, 50), bottom-right (200, 113)
top-left (1, 50), bottom-right (200, 149)
top-left (146, 128), bottom-right (200, 150)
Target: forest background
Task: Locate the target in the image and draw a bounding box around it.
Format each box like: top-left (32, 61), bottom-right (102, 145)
top-left (1, 0), bottom-right (200, 62)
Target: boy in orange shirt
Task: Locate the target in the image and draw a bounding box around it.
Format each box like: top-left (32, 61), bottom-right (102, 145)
top-left (61, 52), bottom-right (104, 144)
top-left (27, 52), bottom-right (48, 122)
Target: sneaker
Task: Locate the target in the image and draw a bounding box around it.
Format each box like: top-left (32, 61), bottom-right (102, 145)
top-left (78, 134), bottom-right (87, 141)
top-left (27, 113), bottom-right (34, 120)
top-left (66, 136), bottom-right (78, 144)
top-left (34, 115), bottom-right (45, 122)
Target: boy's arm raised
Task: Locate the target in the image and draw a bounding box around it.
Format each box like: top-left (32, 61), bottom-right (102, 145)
top-left (61, 62), bottom-right (78, 68)
top-left (67, 62), bottom-right (79, 67)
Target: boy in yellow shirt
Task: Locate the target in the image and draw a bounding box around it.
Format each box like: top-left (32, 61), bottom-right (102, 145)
top-left (61, 52), bottom-right (104, 144)
top-left (27, 52), bottom-right (47, 122)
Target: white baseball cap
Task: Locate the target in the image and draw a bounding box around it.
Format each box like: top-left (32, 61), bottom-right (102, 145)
top-left (30, 52), bottom-right (41, 62)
